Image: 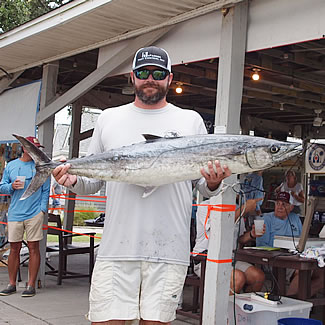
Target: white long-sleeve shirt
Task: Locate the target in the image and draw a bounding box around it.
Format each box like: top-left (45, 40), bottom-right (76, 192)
top-left (71, 103), bottom-right (221, 265)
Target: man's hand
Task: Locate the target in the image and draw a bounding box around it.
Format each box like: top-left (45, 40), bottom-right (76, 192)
top-left (290, 191), bottom-right (297, 199)
top-left (200, 160), bottom-right (231, 191)
top-left (12, 179), bottom-right (23, 190)
top-left (251, 223), bottom-right (266, 238)
top-left (52, 164), bottom-right (77, 187)
top-left (245, 198), bottom-right (263, 214)
top-left (244, 199), bottom-right (257, 214)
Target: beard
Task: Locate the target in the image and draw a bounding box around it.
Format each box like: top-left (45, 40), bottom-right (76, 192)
top-left (134, 81), bottom-right (169, 105)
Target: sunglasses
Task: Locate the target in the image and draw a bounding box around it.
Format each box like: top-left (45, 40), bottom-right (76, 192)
top-left (134, 69), bottom-right (169, 80)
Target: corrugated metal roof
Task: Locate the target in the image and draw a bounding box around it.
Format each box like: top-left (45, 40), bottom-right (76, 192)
top-left (0, 0), bottom-right (240, 76)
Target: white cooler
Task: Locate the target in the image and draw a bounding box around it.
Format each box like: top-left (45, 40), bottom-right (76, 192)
top-left (228, 293), bottom-right (313, 325)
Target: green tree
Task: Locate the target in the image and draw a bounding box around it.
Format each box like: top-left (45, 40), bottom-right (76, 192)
top-left (0, 0), bottom-right (73, 33)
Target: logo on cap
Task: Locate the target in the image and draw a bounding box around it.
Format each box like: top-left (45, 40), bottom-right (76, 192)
top-left (276, 192), bottom-right (290, 204)
top-left (132, 46), bottom-right (171, 72)
top-left (26, 136), bottom-right (44, 148)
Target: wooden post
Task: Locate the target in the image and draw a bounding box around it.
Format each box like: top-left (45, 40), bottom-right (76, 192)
top-left (37, 61), bottom-right (59, 287)
top-left (63, 100), bottom-right (82, 243)
top-left (297, 197), bottom-right (315, 253)
top-left (202, 1), bottom-right (248, 324)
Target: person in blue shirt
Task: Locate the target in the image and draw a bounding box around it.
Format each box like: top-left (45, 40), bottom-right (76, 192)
top-left (255, 192), bottom-right (323, 297)
top-left (256, 191), bottom-right (302, 247)
top-left (0, 136), bottom-right (50, 298)
top-left (241, 171), bottom-right (264, 216)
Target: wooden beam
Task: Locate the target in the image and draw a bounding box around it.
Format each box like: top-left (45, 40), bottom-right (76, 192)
top-left (243, 89), bottom-right (323, 110)
top-left (81, 89), bottom-right (131, 109)
top-left (63, 100), bottom-right (82, 240)
top-left (0, 71), bottom-right (24, 95)
top-left (260, 48), bottom-right (325, 71)
top-left (36, 27), bottom-right (172, 125)
top-left (241, 97), bottom-right (310, 115)
top-left (79, 128), bottom-right (94, 141)
top-left (241, 115), bottom-right (292, 133)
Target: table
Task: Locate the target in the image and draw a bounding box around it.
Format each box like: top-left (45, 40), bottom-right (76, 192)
top-left (235, 248), bottom-right (325, 322)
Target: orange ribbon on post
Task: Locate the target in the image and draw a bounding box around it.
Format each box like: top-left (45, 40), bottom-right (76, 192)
top-left (191, 203), bottom-right (236, 264)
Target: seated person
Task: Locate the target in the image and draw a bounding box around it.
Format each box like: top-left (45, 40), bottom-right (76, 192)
top-left (193, 198), bottom-right (265, 294)
top-left (256, 191), bottom-right (322, 297)
top-left (256, 191), bottom-right (302, 247)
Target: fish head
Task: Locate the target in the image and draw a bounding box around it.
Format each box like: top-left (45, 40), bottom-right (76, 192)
top-left (245, 140), bottom-right (301, 171)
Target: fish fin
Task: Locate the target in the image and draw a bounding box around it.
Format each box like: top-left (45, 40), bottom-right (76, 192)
top-left (142, 134), bottom-right (181, 142)
top-left (20, 169), bottom-right (51, 200)
top-left (142, 134), bottom-right (162, 141)
top-left (13, 134), bottom-right (53, 200)
top-left (142, 186), bottom-right (158, 198)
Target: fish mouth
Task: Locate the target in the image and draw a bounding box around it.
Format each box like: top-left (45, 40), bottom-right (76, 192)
top-left (273, 143), bottom-right (302, 163)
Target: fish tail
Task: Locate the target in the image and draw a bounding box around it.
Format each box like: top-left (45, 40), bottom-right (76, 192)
top-left (13, 134), bottom-right (53, 200)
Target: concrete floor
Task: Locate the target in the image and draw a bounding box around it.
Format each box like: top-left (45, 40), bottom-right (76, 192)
top-left (0, 250), bottom-right (199, 325)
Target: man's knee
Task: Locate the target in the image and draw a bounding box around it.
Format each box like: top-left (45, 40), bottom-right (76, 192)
top-left (9, 242), bottom-right (22, 254)
top-left (245, 266), bottom-right (265, 286)
top-left (27, 241), bottom-right (40, 254)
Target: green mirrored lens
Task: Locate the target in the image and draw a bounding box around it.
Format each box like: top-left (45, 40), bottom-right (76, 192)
top-left (152, 70), bottom-right (167, 80)
top-left (136, 70), bottom-right (150, 79)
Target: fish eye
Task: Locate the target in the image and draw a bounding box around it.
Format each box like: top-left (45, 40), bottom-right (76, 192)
top-left (270, 145), bottom-right (280, 154)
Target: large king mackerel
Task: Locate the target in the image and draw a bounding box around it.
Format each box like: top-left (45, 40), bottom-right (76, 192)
top-left (13, 133), bottom-right (300, 199)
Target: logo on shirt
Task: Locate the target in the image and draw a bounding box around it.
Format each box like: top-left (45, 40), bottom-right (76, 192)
top-left (164, 131), bottom-right (180, 138)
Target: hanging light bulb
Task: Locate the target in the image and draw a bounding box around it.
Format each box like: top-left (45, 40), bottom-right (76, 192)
top-left (251, 68), bottom-right (261, 81)
top-left (175, 82), bottom-right (183, 94)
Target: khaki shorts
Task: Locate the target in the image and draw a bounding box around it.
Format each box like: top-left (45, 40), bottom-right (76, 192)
top-left (235, 261), bottom-right (252, 273)
top-left (87, 260), bottom-right (188, 323)
top-left (194, 260), bottom-right (252, 278)
top-left (8, 211), bottom-right (44, 242)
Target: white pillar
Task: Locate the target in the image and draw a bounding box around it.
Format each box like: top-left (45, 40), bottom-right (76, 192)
top-left (202, 1), bottom-right (248, 324)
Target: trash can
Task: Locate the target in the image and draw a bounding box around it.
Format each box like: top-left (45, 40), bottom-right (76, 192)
top-left (278, 318), bottom-right (322, 325)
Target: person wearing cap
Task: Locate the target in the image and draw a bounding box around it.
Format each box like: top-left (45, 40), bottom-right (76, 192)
top-left (256, 191), bottom-right (302, 248)
top-left (0, 136), bottom-right (50, 298)
top-left (275, 170), bottom-right (305, 214)
top-left (256, 192), bottom-right (324, 297)
top-left (52, 46), bottom-right (231, 324)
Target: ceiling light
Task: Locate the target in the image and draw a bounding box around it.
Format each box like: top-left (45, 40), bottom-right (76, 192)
top-left (251, 68), bottom-right (260, 81)
top-left (175, 82), bottom-right (183, 94)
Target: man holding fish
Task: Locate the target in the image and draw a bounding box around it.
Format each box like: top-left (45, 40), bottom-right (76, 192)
top-left (53, 46), bottom-right (231, 325)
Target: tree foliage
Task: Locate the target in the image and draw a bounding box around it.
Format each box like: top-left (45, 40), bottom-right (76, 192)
top-left (0, 0), bottom-right (73, 33)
